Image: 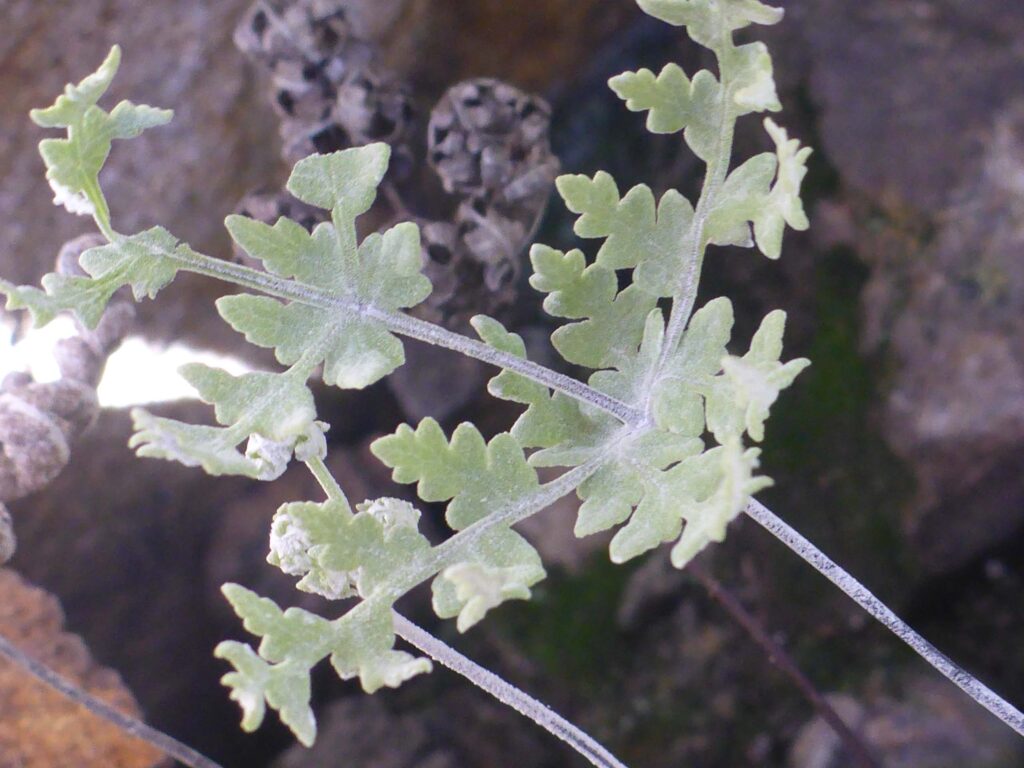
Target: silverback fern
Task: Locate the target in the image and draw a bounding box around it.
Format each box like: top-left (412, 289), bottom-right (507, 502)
top-left (2, 1), bottom-right (1021, 764)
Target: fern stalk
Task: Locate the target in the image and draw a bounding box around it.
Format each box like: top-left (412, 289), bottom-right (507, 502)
top-left (0, 633), bottom-right (223, 768)
top-left (656, 38), bottom-right (736, 373)
top-left (158, 246), bottom-right (642, 424)
top-left (745, 499), bottom-right (1024, 737)
top-left (393, 614), bottom-right (629, 768)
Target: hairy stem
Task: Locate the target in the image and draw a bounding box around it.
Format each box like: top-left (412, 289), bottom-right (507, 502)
top-left (689, 563), bottom-right (882, 768)
top-left (390, 452), bottom-right (610, 595)
top-left (649, 36), bottom-right (737, 410)
top-left (305, 455), bottom-right (350, 510)
top-left (304, 444), bottom-right (613, 603)
top-left (164, 247), bottom-right (642, 425)
top-left (0, 632), bottom-right (223, 768)
top-left (744, 498), bottom-right (1024, 737)
top-left (393, 614), bottom-right (630, 768)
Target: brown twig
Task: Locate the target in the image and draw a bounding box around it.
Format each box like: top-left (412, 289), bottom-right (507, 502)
top-left (0, 632), bottom-right (223, 768)
top-left (689, 562), bottom-right (882, 768)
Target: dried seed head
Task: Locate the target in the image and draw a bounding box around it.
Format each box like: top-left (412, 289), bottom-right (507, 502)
top-left (429, 79), bottom-right (556, 201)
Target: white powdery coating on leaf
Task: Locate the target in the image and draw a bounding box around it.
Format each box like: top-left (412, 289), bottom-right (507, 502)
top-left (49, 180), bottom-right (95, 216)
top-left (298, 567), bottom-right (354, 601)
top-left (268, 512), bottom-right (313, 576)
top-left (246, 434), bottom-right (294, 480)
top-left (360, 497), bottom-right (421, 533)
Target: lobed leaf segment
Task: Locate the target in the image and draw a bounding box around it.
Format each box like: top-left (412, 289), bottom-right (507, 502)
top-left (3, 1), bottom-right (815, 749)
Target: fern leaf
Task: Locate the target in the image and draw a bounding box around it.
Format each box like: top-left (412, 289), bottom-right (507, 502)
top-left (268, 497), bottom-right (432, 600)
top-left (217, 585), bottom-right (430, 744)
top-left (129, 366), bottom-right (324, 481)
top-left (371, 420), bottom-right (546, 630)
top-left (706, 310), bottom-right (811, 442)
top-left (554, 172), bottom-right (693, 295)
top-left (29, 46), bottom-right (171, 219)
top-left (220, 148), bottom-right (431, 389)
top-left (637, 0), bottom-right (784, 48)
top-left (609, 65), bottom-right (723, 161)
top-left (651, 297), bottom-right (735, 435)
top-left (2, 227), bottom-right (182, 329)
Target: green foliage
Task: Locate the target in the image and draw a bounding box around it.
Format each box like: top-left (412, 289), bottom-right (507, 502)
top-left (609, 66), bottom-right (722, 159)
top-left (216, 584), bottom-right (431, 746)
top-left (29, 45), bottom-right (172, 224)
top-left (0, 45), bottom-right (180, 328)
top-left (3, 0), bottom-right (813, 746)
top-left (371, 420), bottom-right (546, 631)
top-left (268, 497), bottom-right (431, 600)
top-left (554, 173), bottom-right (693, 297)
top-left (637, 0), bottom-right (784, 47)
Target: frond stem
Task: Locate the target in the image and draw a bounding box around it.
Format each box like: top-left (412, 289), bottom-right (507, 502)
top-left (393, 613), bottom-right (630, 768)
top-left (655, 37), bottom-right (737, 381)
top-left (0, 632), bottom-right (223, 768)
top-left (163, 248), bottom-right (643, 425)
top-left (744, 498), bottom-right (1024, 738)
top-left (305, 455), bottom-right (351, 511)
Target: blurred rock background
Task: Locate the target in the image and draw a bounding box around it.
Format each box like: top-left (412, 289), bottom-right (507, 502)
top-left (2, 0), bottom-right (1023, 766)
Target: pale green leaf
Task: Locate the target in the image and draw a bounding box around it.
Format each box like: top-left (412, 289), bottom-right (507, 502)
top-left (704, 152), bottom-right (775, 251)
top-left (217, 585), bottom-right (431, 745)
top-left (529, 245), bottom-right (657, 369)
top-left (605, 437), bottom-right (770, 567)
top-left (470, 315), bottom-right (602, 463)
top-left (610, 66), bottom-right (723, 161)
top-left (703, 122), bottom-right (811, 259)
top-left (223, 214), bottom-right (338, 288)
top-left (1, 227), bottom-right (181, 329)
top-left (705, 310), bottom-right (810, 442)
top-left (670, 438), bottom-right (773, 567)
top-left (269, 497), bottom-right (432, 600)
top-left (727, 41), bottom-right (781, 115)
top-left (372, 420), bottom-right (546, 628)
top-left (30, 46), bottom-right (172, 219)
top-left (572, 312), bottom-right (705, 537)
top-left (326, 602), bottom-right (432, 693)
top-left (652, 297), bottom-right (735, 435)
top-left (576, 430), bottom-right (704, 538)
top-left (215, 641), bottom-right (316, 746)
top-left (636, 0), bottom-right (784, 48)
top-left (129, 367), bottom-right (323, 480)
top-left (286, 144), bottom-right (390, 216)
top-left (609, 64), bottom-right (692, 134)
top-left (222, 584), bottom-right (335, 667)
top-left (372, 419), bottom-right (540, 529)
top-left (30, 46), bottom-right (122, 127)
top-left (221, 220), bottom-right (430, 389)
top-left (554, 172), bottom-right (693, 295)
top-left (754, 119), bottom-right (813, 258)
top-left (436, 559), bottom-right (538, 633)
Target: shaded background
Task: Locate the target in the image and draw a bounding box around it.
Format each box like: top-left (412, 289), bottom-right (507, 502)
top-left (2, 1), bottom-right (1023, 766)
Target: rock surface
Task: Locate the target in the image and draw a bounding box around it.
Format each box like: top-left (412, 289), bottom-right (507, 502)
top-left (7, 403), bottom-right (252, 761)
top-left (789, 677), bottom-right (1024, 768)
top-left (786, 0), bottom-right (1024, 570)
top-left (0, 0), bottom-right (279, 351)
top-left (0, 568), bottom-right (165, 768)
